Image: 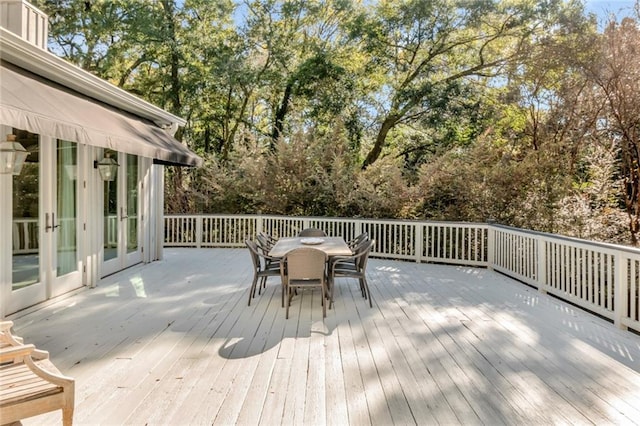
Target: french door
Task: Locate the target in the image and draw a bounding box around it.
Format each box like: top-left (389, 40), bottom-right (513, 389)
top-left (6, 132), bottom-right (83, 314)
top-left (48, 138), bottom-right (83, 296)
top-left (102, 151), bottom-right (142, 276)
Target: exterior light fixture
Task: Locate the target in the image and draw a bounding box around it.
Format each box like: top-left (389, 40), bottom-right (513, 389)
top-left (0, 134), bottom-right (28, 175)
top-left (94, 153), bottom-right (119, 181)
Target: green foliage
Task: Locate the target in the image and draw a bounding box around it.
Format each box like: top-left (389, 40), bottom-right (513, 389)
top-left (41, 0), bottom-right (640, 246)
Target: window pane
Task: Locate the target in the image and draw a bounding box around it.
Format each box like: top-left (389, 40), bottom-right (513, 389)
top-left (12, 131), bottom-right (39, 289)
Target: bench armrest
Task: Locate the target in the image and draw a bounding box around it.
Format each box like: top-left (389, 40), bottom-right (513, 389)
top-left (0, 343), bottom-right (36, 362)
top-left (1, 321), bottom-right (49, 360)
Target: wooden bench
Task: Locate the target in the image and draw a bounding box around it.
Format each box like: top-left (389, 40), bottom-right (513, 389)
top-left (0, 321), bottom-right (74, 425)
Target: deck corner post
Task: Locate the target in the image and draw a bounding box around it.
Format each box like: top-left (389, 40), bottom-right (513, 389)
top-left (614, 251), bottom-right (629, 330)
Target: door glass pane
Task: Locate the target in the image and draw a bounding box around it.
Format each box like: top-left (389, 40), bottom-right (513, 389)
top-left (104, 150), bottom-right (118, 261)
top-left (126, 154), bottom-right (138, 254)
top-left (57, 140), bottom-right (77, 276)
top-left (12, 131), bottom-right (39, 289)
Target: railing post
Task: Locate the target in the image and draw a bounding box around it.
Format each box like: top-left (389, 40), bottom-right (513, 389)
top-left (196, 215), bottom-right (203, 248)
top-left (486, 220), bottom-right (495, 270)
top-left (537, 235), bottom-right (547, 294)
top-left (614, 251), bottom-right (629, 330)
top-left (256, 213), bottom-right (263, 239)
top-left (355, 220), bottom-right (362, 240)
top-left (415, 222), bottom-right (423, 263)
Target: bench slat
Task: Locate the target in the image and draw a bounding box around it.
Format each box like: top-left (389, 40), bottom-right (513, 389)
top-left (1, 364), bottom-right (62, 405)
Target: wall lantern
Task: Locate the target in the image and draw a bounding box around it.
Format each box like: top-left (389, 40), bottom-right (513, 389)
top-left (94, 153), bottom-right (119, 181)
top-left (0, 134), bottom-right (28, 175)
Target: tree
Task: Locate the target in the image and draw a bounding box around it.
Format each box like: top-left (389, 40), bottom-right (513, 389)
top-left (36, 0), bottom-right (142, 77)
top-left (348, 0), bottom-right (579, 169)
top-left (241, 0), bottom-right (357, 149)
top-left (587, 17), bottom-right (640, 244)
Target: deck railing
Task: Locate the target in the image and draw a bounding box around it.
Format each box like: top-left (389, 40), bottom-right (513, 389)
top-left (12, 217), bottom-right (77, 254)
top-left (164, 214), bottom-right (640, 333)
top-left (10, 214), bottom-right (640, 333)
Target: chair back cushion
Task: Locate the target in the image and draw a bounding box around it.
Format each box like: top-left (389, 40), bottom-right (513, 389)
top-left (245, 240), bottom-right (262, 269)
top-left (298, 228), bottom-right (327, 237)
top-left (285, 247), bottom-right (327, 281)
top-left (357, 239), bottom-right (375, 270)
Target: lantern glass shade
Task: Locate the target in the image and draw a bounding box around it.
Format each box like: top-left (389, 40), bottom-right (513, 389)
top-left (0, 134), bottom-right (29, 175)
top-left (96, 155), bottom-right (119, 181)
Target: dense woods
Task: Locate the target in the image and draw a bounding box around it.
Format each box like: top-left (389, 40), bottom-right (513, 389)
top-left (35, 0), bottom-right (640, 246)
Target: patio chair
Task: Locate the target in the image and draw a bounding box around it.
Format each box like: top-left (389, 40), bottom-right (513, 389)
top-left (335, 234), bottom-right (370, 271)
top-left (281, 247), bottom-right (329, 319)
top-left (347, 232), bottom-right (369, 252)
top-left (245, 240), bottom-right (283, 307)
top-left (329, 239), bottom-right (375, 309)
top-left (298, 228), bottom-right (327, 237)
top-left (256, 233), bottom-right (282, 269)
top-left (257, 232), bottom-right (278, 250)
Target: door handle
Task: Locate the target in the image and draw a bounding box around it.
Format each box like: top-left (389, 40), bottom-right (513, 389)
top-left (45, 213), bottom-right (60, 232)
top-left (120, 207), bottom-right (129, 221)
top-left (52, 213), bottom-right (61, 230)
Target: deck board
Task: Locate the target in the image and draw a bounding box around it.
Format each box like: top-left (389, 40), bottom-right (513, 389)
top-left (8, 248), bottom-right (640, 426)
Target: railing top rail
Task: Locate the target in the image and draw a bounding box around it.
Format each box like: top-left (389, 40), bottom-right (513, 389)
top-left (266, 215), bottom-right (488, 227)
top-left (492, 223), bottom-right (639, 255)
top-left (165, 213), bottom-right (488, 227)
top-left (162, 213), bottom-right (637, 254)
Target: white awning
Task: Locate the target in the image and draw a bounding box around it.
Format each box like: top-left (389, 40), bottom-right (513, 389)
top-left (0, 61), bottom-right (202, 167)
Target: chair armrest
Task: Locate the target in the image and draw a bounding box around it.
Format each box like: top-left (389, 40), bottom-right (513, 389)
top-left (330, 252), bottom-right (364, 266)
top-left (261, 251), bottom-right (283, 262)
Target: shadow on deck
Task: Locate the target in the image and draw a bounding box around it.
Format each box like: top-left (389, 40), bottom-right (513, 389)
top-left (9, 248), bottom-right (640, 425)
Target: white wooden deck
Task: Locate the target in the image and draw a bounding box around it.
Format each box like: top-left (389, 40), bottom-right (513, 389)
top-left (8, 248), bottom-right (640, 425)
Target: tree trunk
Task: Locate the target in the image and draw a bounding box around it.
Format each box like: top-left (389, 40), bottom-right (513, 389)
top-left (270, 82), bottom-right (293, 150)
top-left (362, 116), bottom-right (398, 169)
top-left (624, 144), bottom-right (640, 246)
top-left (160, 0), bottom-right (181, 114)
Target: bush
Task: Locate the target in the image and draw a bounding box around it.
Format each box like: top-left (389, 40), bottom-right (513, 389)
top-left (168, 126), bottom-right (634, 246)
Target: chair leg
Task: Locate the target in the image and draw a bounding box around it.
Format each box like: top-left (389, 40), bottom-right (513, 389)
top-left (286, 284), bottom-right (290, 319)
top-left (358, 277), bottom-right (365, 298)
top-left (248, 275), bottom-right (258, 306)
top-left (322, 285), bottom-right (327, 318)
top-left (258, 276), bottom-right (265, 295)
top-left (259, 276), bottom-right (267, 297)
top-left (362, 276), bottom-right (373, 308)
top-left (328, 276), bottom-right (335, 310)
top-left (281, 275), bottom-right (286, 308)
